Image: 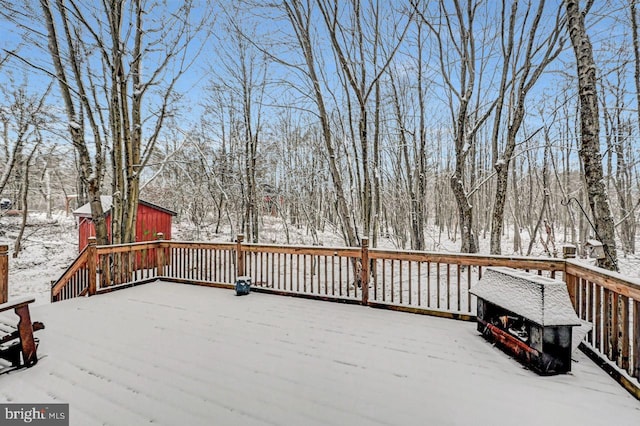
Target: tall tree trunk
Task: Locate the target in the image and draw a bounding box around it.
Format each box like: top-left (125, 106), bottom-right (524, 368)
top-left (451, 167), bottom-right (478, 253)
top-left (565, 0), bottom-right (618, 270)
top-left (415, 20), bottom-right (427, 251)
top-left (13, 142), bottom-right (39, 257)
top-left (632, 0), bottom-right (640, 140)
top-left (40, 0), bottom-right (108, 244)
top-left (490, 0), bottom-right (561, 254)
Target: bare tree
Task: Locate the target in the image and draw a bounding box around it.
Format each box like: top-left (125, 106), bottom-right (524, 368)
top-left (37, 0), bottom-right (109, 243)
top-left (214, 8), bottom-right (269, 243)
top-left (13, 136), bottom-right (42, 257)
top-left (35, 144), bottom-right (58, 219)
top-left (388, 64), bottom-right (427, 250)
top-left (315, 0), bottom-right (413, 246)
top-left (599, 53), bottom-right (637, 255)
top-left (35, 0), bottom-right (212, 245)
top-left (489, 0), bottom-right (563, 254)
top-left (279, 0), bottom-right (359, 247)
top-left (0, 87), bottom-right (51, 197)
top-left (414, 0), bottom-right (498, 253)
top-left (632, 0), bottom-right (640, 137)
top-left (565, 0), bottom-right (618, 270)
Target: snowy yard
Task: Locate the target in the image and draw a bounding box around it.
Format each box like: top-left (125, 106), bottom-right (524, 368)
top-left (1, 281), bottom-right (639, 425)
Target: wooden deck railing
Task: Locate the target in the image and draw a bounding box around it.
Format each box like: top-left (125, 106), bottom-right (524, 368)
top-left (48, 234), bottom-right (639, 397)
top-left (0, 245), bottom-right (7, 304)
top-left (241, 236), bottom-right (363, 303)
top-left (366, 248), bottom-right (565, 319)
top-left (162, 241), bottom-right (237, 286)
top-left (50, 244), bottom-right (90, 302)
top-left (565, 261), bottom-right (640, 396)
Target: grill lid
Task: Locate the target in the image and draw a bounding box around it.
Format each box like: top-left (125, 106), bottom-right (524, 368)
top-left (470, 267), bottom-right (582, 327)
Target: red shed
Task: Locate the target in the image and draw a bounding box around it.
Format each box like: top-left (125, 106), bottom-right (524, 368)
top-left (73, 196), bottom-right (177, 251)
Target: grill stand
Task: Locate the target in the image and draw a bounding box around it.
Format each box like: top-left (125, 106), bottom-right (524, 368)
top-left (477, 299), bottom-right (573, 374)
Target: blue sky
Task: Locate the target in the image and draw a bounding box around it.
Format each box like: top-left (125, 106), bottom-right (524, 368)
top-left (0, 0), bottom-right (637, 167)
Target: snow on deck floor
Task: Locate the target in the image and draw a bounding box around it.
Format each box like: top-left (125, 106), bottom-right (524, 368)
top-left (1, 281), bottom-right (639, 426)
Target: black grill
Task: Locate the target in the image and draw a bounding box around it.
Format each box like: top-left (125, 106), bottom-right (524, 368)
top-left (471, 268), bottom-right (588, 375)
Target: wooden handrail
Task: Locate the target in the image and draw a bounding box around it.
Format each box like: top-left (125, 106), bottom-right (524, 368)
top-left (95, 241), bottom-right (160, 254)
top-left (50, 247), bottom-right (89, 300)
top-left (369, 249), bottom-right (565, 270)
top-left (50, 240), bottom-right (639, 307)
top-left (566, 260), bottom-right (640, 300)
top-left (241, 243), bottom-right (361, 258)
top-left (154, 241), bottom-right (235, 250)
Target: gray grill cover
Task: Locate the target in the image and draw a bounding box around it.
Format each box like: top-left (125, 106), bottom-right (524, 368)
top-left (470, 267), bottom-right (582, 327)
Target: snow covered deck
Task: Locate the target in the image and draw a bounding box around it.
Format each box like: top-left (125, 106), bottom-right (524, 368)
top-left (1, 281), bottom-right (639, 425)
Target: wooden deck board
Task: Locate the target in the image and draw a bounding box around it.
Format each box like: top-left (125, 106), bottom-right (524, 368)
top-left (1, 281), bottom-right (639, 426)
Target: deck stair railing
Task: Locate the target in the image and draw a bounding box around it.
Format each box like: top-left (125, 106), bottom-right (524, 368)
top-left (47, 234), bottom-right (639, 398)
top-left (50, 244), bottom-right (90, 302)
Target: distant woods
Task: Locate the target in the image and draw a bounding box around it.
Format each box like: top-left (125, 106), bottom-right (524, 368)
top-left (1, 1), bottom-right (639, 271)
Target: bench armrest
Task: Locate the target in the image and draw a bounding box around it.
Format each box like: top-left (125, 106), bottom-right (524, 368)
top-left (0, 297), bottom-right (39, 367)
top-left (0, 297), bottom-right (36, 314)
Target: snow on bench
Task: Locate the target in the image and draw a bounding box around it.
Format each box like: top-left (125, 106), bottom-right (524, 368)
top-left (0, 297), bottom-right (44, 370)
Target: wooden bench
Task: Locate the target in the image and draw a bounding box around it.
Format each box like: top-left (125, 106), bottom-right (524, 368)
top-left (0, 297), bottom-right (44, 369)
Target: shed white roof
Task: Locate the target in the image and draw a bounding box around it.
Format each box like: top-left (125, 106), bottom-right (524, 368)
top-left (72, 195), bottom-right (113, 217)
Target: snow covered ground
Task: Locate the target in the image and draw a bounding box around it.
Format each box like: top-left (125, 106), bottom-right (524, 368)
top-left (1, 282), bottom-right (638, 426)
top-left (0, 212), bottom-right (79, 305)
top-left (2, 211), bottom-right (640, 305)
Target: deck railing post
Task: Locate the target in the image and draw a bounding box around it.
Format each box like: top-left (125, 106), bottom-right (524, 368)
top-left (361, 238), bottom-right (369, 306)
top-left (565, 270), bottom-right (578, 311)
top-left (87, 237), bottom-right (97, 296)
top-left (236, 234), bottom-right (245, 278)
top-left (156, 232), bottom-right (165, 277)
top-left (634, 299), bottom-right (640, 380)
top-left (0, 245), bottom-right (8, 304)
top-left (562, 247), bottom-right (577, 310)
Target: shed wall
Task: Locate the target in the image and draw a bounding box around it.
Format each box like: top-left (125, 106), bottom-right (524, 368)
top-left (78, 203), bottom-right (173, 251)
